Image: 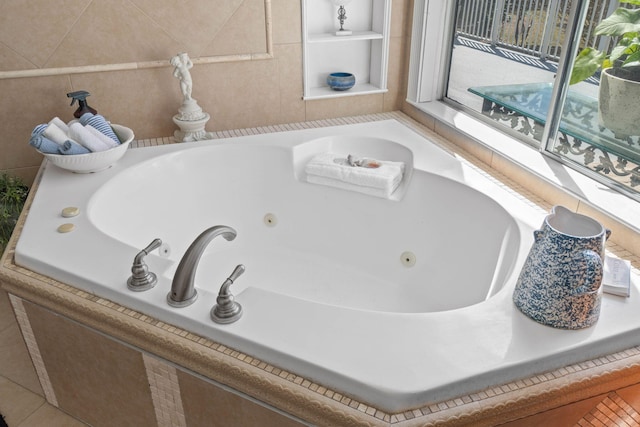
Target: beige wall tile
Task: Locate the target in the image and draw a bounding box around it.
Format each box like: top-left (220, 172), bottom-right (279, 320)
top-left (272, 0), bottom-right (302, 45)
top-left (0, 75), bottom-right (73, 170)
top-left (433, 120), bottom-right (495, 165)
top-left (24, 301), bottom-right (157, 427)
top-left (390, 0), bottom-right (410, 39)
top-left (0, 43), bottom-right (37, 72)
top-left (202, 0), bottom-right (268, 57)
top-left (45, 0), bottom-right (182, 68)
top-left (70, 68), bottom-right (181, 139)
top-left (275, 43), bottom-right (305, 124)
top-left (384, 35), bottom-right (409, 112)
top-left (0, 0), bottom-right (92, 68)
top-left (490, 152), bottom-right (581, 211)
top-left (0, 289), bottom-right (14, 331)
top-left (132, 0), bottom-right (246, 57)
top-left (200, 60), bottom-right (283, 130)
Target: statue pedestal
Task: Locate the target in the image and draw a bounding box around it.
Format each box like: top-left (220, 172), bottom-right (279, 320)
top-left (172, 99), bottom-right (214, 142)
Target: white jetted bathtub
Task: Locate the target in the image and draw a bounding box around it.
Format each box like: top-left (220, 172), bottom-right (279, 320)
top-left (15, 120), bottom-right (640, 412)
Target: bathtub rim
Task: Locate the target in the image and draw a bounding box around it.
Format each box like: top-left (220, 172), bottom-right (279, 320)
top-left (13, 120), bottom-right (552, 412)
top-left (4, 204), bottom-right (640, 426)
top-left (3, 116), bottom-right (640, 424)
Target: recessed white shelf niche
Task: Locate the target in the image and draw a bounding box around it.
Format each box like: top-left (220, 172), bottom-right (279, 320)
top-left (301, 0), bottom-right (391, 100)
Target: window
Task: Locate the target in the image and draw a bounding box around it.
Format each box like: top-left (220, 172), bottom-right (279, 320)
top-left (407, 0), bottom-right (640, 200)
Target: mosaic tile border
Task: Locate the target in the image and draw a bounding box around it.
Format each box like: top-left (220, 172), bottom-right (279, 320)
top-left (2, 111), bottom-right (640, 426)
top-left (143, 354), bottom-right (187, 427)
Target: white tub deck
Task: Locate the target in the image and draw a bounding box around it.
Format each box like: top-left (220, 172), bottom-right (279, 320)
top-left (14, 119), bottom-right (640, 413)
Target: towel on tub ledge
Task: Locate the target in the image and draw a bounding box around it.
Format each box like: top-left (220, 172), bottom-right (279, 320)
top-left (305, 153), bottom-right (405, 198)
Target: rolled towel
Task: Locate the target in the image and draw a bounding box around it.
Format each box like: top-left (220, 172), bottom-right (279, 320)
top-left (31, 123), bottom-right (48, 136)
top-left (79, 113), bottom-right (120, 143)
top-left (86, 124), bottom-right (118, 148)
top-left (305, 153), bottom-right (405, 197)
top-left (29, 134), bottom-right (61, 154)
top-left (48, 117), bottom-right (70, 133)
top-left (68, 122), bottom-right (111, 152)
top-left (60, 140), bottom-right (91, 155)
top-left (42, 122), bottom-right (70, 146)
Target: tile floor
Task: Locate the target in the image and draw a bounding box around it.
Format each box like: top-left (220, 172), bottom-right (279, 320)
top-left (0, 288), bottom-right (85, 427)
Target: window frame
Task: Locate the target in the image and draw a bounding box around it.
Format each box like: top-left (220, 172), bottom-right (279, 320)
top-left (405, 0), bottom-right (640, 204)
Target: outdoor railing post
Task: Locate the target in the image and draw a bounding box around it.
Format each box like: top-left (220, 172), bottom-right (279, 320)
top-left (539, 0), bottom-right (561, 60)
top-left (491, 0), bottom-right (507, 46)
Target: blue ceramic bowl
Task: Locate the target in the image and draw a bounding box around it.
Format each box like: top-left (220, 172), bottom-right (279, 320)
top-left (327, 72), bottom-right (356, 91)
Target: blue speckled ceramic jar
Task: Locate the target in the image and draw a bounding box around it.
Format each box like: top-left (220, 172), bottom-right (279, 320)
top-left (513, 206), bottom-right (610, 329)
top-left (327, 72), bottom-right (356, 91)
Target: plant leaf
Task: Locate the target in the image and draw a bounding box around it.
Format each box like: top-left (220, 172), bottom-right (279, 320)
top-left (596, 8), bottom-right (640, 36)
top-left (570, 48), bottom-right (605, 84)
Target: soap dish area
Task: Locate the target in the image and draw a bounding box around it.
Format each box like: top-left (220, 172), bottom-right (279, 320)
top-left (39, 124), bottom-right (134, 173)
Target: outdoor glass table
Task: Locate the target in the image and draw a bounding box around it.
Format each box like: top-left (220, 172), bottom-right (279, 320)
top-left (468, 82), bottom-right (640, 165)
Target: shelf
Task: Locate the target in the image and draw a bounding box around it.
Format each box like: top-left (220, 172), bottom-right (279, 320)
top-left (308, 31), bottom-right (384, 43)
top-left (302, 0), bottom-right (391, 100)
top-left (303, 84), bottom-right (388, 100)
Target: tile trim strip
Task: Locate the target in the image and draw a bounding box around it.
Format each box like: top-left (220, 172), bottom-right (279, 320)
top-left (143, 354), bottom-right (187, 427)
top-left (8, 295), bottom-right (58, 407)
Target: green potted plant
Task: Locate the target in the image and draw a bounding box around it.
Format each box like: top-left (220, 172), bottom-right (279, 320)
top-left (570, 0), bottom-right (640, 137)
top-left (0, 173), bottom-right (29, 254)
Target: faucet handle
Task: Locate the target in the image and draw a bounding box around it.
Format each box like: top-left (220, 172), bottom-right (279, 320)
top-left (227, 264), bottom-right (245, 282)
top-left (127, 238), bottom-right (162, 292)
top-left (211, 264), bottom-right (245, 324)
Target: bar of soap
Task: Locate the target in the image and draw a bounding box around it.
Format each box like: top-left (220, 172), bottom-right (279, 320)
top-left (61, 207), bottom-right (80, 218)
top-left (57, 223), bottom-right (75, 233)
top-left (603, 256), bottom-right (631, 297)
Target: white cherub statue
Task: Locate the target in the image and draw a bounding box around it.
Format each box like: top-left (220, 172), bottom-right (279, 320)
top-left (170, 52), bottom-right (214, 142)
top-left (171, 52), bottom-right (193, 102)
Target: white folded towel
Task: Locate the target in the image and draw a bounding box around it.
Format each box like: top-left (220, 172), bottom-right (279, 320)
top-left (85, 124), bottom-right (119, 148)
top-left (48, 117), bottom-right (70, 133)
top-left (42, 122), bottom-right (70, 146)
top-left (68, 122), bottom-right (111, 152)
top-left (305, 153), bottom-right (405, 198)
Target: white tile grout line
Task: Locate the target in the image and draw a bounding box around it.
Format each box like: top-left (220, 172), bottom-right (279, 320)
top-left (8, 295), bottom-right (58, 407)
top-left (143, 354), bottom-right (187, 427)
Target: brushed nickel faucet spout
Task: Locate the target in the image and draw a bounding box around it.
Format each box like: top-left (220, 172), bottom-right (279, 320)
top-left (167, 225), bottom-right (237, 308)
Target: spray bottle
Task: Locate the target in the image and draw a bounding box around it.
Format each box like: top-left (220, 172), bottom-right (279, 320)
top-left (67, 90), bottom-right (97, 118)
